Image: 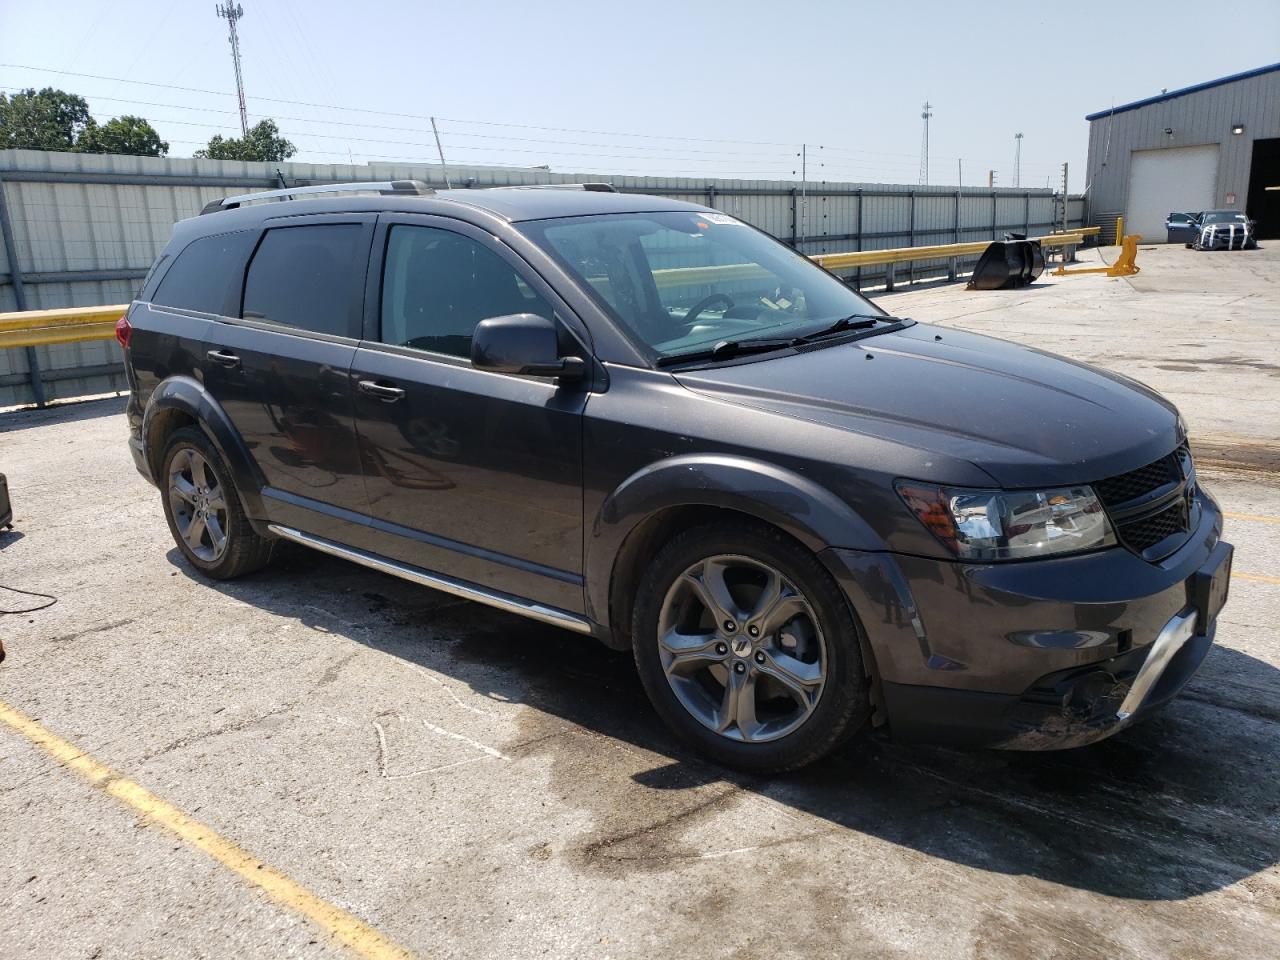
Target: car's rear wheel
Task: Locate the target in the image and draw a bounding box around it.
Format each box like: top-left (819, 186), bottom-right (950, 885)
top-left (632, 520), bottom-right (871, 773)
top-left (160, 426), bottom-right (273, 579)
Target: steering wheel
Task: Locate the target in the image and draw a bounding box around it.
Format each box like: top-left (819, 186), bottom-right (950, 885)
top-left (683, 293), bottom-right (735, 327)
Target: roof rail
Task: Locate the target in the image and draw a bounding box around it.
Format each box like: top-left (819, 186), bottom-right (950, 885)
top-left (499, 182), bottom-right (618, 193)
top-left (199, 179), bottom-right (433, 215)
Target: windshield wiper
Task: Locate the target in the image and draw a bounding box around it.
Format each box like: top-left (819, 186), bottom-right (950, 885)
top-left (655, 337), bottom-right (798, 367)
top-left (655, 314), bottom-right (909, 367)
top-left (794, 313), bottom-right (902, 343)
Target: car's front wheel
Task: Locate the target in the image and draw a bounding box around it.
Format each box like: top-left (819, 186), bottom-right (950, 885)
top-left (160, 426), bottom-right (274, 579)
top-left (632, 520), bottom-right (871, 773)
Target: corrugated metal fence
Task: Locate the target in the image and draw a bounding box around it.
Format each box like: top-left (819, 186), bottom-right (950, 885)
top-left (0, 149), bottom-right (1086, 407)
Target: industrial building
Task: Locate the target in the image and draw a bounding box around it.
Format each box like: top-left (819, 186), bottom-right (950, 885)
top-left (1084, 63), bottom-right (1280, 241)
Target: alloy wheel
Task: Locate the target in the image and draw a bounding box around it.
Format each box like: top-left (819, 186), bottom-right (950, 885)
top-left (657, 554), bottom-right (828, 743)
top-left (168, 448), bottom-right (229, 562)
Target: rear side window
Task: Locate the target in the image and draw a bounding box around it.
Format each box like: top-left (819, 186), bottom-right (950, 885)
top-left (151, 232), bottom-right (253, 315)
top-left (241, 224), bottom-right (364, 337)
top-left (379, 224), bottom-right (552, 357)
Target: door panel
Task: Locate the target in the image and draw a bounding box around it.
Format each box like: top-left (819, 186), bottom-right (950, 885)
top-left (349, 217), bottom-right (588, 612)
top-left (1165, 215), bottom-right (1197, 244)
top-left (203, 324), bottom-right (364, 538)
top-left (349, 349), bottom-right (587, 610)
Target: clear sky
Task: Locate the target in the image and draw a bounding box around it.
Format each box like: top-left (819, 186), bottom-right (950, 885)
top-left (2, 0), bottom-right (1277, 190)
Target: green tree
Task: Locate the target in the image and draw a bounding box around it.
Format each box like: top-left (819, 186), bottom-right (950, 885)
top-left (0, 87), bottom-right (92, 151)
top-left (194, 119), bottom-right (296, 162)
top-left (75, 115), bottom-right (169, 157)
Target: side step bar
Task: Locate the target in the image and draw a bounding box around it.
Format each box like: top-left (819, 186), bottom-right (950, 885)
top-left (266, 524), bottom-right (595, 636)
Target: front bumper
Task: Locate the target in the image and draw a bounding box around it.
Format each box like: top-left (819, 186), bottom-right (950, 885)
top-left (1197, 228), bottom-right (1253, 250)
top-left (823, 494), bottom-right (1232, 749)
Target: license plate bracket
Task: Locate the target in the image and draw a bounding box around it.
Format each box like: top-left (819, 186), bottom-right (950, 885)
top-left (1190, 541), bottom-right (1233, 635)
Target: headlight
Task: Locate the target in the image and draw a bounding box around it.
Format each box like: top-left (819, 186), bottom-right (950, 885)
top-left (896, 481), bottom-right (1116, 561)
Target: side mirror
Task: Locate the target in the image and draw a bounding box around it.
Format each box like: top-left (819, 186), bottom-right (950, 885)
top-left (471, 313), bottom-right (586, 381)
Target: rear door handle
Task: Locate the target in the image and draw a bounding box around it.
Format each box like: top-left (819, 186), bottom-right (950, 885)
top-left (207, 349), bottom-right (241, 369)
top-left (358, 379), bottom-right (405, 402)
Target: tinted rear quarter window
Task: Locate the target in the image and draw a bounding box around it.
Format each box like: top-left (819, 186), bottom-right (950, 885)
top-left (151, 232), bottom-right (254, 315)
top-left (242, 224), bottom-right (364, 337)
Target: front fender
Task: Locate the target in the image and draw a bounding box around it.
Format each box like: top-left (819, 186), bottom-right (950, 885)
top-left (585, 453), bottom-right (887, 628)
top-left (143, 375), bottom-right (267, 520)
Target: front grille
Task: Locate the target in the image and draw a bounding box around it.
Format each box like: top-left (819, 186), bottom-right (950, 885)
top-left (1093, 443), bottom-right (1193, 560)
top-left (1093, 455), bottom-right (1178, 505)
top-left (1119, 500), bottom-right (1188, 552)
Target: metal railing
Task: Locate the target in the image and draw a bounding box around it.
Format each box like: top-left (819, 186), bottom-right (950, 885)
top-left (0, 304), bottom-right (123, 350)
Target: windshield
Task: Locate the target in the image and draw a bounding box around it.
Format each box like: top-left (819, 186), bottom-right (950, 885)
top-left (1202, 212), bottom-right (1248, 223)
top-left (519, 211), bottom-right (883, 360)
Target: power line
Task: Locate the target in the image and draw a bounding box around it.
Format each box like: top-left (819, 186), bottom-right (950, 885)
top-left (0, 63), bottom-right (799, 148)
top-left (0, 65), bottom-right (1071, 186)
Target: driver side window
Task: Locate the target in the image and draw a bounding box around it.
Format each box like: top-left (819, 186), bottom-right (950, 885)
top-left (637, 226), bottom-right (795, 318)
top-left (380, 225), bottom-right (553, 358)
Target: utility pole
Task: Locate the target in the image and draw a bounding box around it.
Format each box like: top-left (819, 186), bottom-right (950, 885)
top-left (987, 169), bottom-right (996, 188)
top-left (216, 3), bottom-right (249, 137)
top-left (1060, 161), bottom-right (1069, 233)
top-left (1013, 132), bottom-right (1023, 188)
top-left (801, 143), bottom-right (807, 244)
top-left (918, 102), bottom-right (932, 185)
top-left (430, 117), bottom-right (452, 189)
top-left (788, 144), bottom-right (808, 248)
top-left (957, 158), bottom-right (962, 190)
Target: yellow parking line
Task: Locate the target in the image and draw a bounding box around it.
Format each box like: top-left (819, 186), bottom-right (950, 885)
top-left (0, 700), bottom-right (414, 960)
top-left (1234, 571), bottom-right (1280, 586)
top-left (1224, 512), bottom-right (1280, 525)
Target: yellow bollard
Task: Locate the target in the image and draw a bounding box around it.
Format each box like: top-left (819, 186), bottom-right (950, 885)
top-left (1115, 215), bottom-right (1125, 247)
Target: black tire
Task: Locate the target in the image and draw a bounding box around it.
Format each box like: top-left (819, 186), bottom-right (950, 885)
top-left (631, 520), bottom-right (871, 773)
top-left (160, 426), bottom-right (274, 580)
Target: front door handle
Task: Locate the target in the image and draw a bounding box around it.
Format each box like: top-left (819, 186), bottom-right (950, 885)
top-left (358, 379), bottom-right (405, 402)
top-left (207, 349), bottom-right (241, 369)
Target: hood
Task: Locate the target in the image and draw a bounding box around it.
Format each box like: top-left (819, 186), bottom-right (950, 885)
top-left (673, 323), bottom-right (1181, 489)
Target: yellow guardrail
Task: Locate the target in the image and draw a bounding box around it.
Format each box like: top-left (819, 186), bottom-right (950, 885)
top-left (0, 227), bottom-right (1102, 349)
top-left (0, 304), bottom-right (123, 349)
top-left (811, 228), bottom-right (1099, 271)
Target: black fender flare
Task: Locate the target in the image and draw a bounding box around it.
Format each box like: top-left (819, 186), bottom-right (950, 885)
top-left (585, 453), bottom-right (887, 631)
top-left (142, 375), bottom-right (267, 521)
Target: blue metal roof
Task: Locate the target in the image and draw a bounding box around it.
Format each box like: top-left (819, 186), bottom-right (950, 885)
top-left (1085, 63), bottom-right (1280, 121)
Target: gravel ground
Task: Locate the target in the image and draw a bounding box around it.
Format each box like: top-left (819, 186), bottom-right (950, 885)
top-left (1, 242), bottom-right (1278, 960)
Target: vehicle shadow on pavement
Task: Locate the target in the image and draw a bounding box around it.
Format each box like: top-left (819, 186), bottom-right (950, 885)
top-left (175, 544), bottom-right (1279, 904)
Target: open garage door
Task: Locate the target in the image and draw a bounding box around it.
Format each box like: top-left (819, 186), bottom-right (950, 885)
top-left (1126, 145), bottom-right (1219, 242)
top-left (1246, 138), bottom-right (1280, 239)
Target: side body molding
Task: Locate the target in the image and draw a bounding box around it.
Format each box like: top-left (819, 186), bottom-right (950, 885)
top-left (585, 453), bottom-right (887, 629)
top-left (142, 375), bottom-right (268, 521)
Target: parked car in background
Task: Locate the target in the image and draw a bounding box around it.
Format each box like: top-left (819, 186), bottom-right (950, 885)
top-left (1190, 211), bottom-right (1257, 250)
top-left (119, 181), bottom-right (1233, 773)
top-left (1165, 212), bottom-right (1197, 244)
top-left (1167, 210), bottom-right (1258, 250)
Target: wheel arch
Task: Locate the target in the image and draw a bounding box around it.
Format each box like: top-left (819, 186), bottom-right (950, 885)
top-left (143, 375), bottom-right (267, 523)
top-left (588, 454), bottom-right (886, 651)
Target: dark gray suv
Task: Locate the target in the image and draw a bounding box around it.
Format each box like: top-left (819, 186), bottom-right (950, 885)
top-left (119, 180), bottom-right (1233, 772)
